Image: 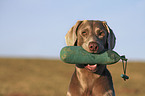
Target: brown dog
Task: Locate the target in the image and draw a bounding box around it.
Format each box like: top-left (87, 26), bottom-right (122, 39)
top-left (65, 20), bottom-right (116, 96)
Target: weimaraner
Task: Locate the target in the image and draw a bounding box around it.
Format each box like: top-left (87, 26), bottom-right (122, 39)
top-left (65, 20), bottom-right (116, 96)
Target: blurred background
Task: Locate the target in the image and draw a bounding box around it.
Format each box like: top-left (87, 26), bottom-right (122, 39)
top-left (0, 0), bottom-right (145, 96)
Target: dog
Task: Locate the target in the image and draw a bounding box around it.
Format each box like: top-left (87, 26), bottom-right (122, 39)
top-left (65, 20), bottom-right (116, 96)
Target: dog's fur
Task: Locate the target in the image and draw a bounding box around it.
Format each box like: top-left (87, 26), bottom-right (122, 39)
top-left (65, 20), bottom-right (116, 96)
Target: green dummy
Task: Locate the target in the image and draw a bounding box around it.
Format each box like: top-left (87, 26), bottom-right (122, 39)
top-left (60, 46), bottom-right (121, 65)
top-left (60, 46), bottom-right (129, 80)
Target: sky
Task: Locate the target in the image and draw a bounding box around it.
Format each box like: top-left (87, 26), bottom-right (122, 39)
top-left (0, 0), bottom-right (145, 61)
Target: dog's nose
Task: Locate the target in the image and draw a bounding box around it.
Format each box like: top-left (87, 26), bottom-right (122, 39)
top-left (89, 42), bottom-right (98, 51)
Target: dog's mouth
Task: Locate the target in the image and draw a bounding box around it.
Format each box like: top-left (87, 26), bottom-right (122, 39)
top-left (84, 64), bottom-right (100, 72)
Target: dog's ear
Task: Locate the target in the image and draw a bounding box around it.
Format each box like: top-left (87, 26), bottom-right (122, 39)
top-left (103, 21), bottom-right (116, 50)
top-left (65, 20), bottom-right (82, 46)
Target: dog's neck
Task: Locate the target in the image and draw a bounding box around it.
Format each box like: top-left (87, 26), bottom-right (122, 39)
top-left (75, 65), bottom-right (107, 91)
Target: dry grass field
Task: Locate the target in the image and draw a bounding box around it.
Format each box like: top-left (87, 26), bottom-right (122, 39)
top-left (0, 58), bottom-right (144, 96)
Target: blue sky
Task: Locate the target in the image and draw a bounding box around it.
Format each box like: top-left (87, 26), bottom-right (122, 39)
top-left (0, 0), bottom-right (145, 61)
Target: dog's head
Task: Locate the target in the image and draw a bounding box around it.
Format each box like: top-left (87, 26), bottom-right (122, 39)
top-left (65, 20), bottom-right (116, 73)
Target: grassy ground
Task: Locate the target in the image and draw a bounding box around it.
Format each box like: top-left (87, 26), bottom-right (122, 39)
top-left (0, 58), bottom-right (144, 96)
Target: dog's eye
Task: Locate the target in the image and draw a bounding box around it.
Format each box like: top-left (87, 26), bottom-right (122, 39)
top-left (99, 32), bottom-right (105, 36)
top-left (98, 31), bottom-right (105, 39)
top-left (82, 31), bottom-right (87, 36)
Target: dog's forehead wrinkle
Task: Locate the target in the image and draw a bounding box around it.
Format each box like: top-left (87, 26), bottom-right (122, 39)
top-left (80, 22), bottom-right (93, 30)
top-left (81, 21), bottom-right (105, 32)
top-left (82, 26), bottom-right (92, 32)
top-left (81, 21), bottom-right (104, 30)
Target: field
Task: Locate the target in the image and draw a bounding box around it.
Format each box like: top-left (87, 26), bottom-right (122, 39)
top-left (0, 58), bottom-right (144, 96)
